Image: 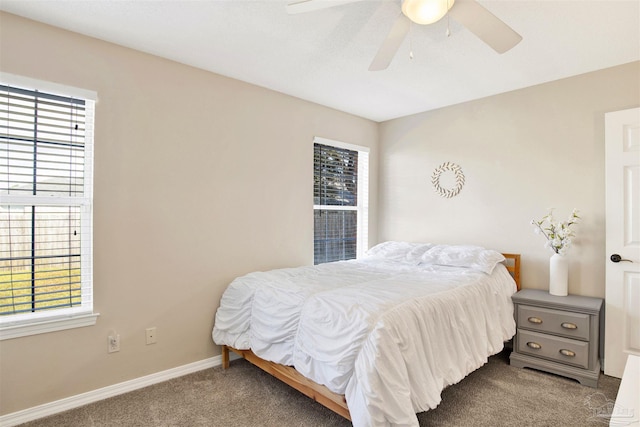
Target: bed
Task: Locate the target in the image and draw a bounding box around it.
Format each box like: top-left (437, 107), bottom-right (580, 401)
top-left (212, 242), bottom-right (521, 426)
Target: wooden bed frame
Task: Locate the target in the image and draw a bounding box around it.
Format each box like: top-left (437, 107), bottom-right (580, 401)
top-left (221, 253), bottom-right (521, 421)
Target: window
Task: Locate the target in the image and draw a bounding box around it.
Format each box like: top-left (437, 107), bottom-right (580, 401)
top-left (0, 74), bottom-right (97, 339)
top-left (313, 137), bottom-right (369, 264)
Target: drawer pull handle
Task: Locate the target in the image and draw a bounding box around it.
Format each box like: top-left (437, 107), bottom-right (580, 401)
top-left (527, 317), bottom-right (543, 324)
top-left (526, 342), bottom-right (542, 350)
top-left (559, 349), bottom-right (576, 357)
top-left (561, 322), bottom-right (578, 330)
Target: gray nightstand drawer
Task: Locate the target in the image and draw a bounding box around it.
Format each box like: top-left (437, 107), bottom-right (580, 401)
top-left (518, 305), bottom-right (590, 340)
top-left (517, 329), bottom-right (589, 369)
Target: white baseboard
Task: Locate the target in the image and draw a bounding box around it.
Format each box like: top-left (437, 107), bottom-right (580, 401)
top-left (0, 352), bottom-right (239, 427)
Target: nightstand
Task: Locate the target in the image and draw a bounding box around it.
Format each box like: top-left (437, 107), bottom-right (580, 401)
top-left (509, 289), bottom-right (603, 387)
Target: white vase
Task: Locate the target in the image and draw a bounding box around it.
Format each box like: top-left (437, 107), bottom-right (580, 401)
top-left (549, 253), bottom-right (569, 296)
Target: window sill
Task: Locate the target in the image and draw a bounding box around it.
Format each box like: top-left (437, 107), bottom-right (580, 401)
top-left (0, 313), bottom-right (100, 340)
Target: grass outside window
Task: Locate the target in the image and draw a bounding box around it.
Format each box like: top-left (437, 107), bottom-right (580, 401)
top-left (0, 268), bottom-right (81, 315)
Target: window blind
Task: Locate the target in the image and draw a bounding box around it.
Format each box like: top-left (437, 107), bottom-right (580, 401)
top-left (0, 83), bottom-right (94, 319)
top-left (313, 141), bottom-right (368, 264)
top-left (314, 143), bottom-right (359, 208)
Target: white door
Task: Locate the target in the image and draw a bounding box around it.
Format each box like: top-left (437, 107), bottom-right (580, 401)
top-left (605, 107), bottom-right (640, 378)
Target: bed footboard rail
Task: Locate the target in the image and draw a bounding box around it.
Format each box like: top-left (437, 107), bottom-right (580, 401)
top-left (221, 345), bottom-right (351, 420)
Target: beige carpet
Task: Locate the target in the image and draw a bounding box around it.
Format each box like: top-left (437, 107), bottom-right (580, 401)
top-left (20, 350), bottom-right (620, 426)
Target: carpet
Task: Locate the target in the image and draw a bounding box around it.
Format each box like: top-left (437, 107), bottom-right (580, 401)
top-left (20, 350), bottom-right (620, 426)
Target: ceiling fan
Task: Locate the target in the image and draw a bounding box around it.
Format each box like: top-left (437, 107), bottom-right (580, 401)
top-left (286, 0), bottom-right (522, 71)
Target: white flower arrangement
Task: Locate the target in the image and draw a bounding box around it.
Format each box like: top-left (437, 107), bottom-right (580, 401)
top-left (531, 208), bottom-right (580, 255)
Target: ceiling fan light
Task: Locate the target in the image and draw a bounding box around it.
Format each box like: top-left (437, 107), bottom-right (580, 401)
top-left (402, 0), bottom-right (455, 25)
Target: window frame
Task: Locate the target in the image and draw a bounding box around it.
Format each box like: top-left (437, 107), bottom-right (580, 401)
top-left (0, 73), bottom-right (98, 340)
top-left (313, 136), bottom-right (369, 264)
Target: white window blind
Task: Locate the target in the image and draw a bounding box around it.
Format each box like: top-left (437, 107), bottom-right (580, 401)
top-left (0, 77), bottom-right (96, 337)
top-left (313, 138), bottom-right (368, 264)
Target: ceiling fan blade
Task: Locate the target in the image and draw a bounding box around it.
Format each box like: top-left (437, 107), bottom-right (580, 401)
top-left (286, 0), bottom-right (365, 14)
top-left (369, 14), bottom-right (411, 71)
top-left (448, 0), bottom-right (522, 54)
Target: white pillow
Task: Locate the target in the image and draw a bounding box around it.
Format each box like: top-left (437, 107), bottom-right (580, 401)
top-left (405, 243), bottom-right (436, 263)
top-left (420, 245), bottom-right (505, 274)
top-left (366, 241), bottom-right (434, 263)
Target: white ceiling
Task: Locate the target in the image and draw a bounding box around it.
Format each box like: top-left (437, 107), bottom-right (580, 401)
top-left (1, 0), bottom-right (639, 122)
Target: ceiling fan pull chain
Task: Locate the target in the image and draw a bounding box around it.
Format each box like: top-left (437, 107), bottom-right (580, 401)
top-left (409, 24), bottom-right (414, 60)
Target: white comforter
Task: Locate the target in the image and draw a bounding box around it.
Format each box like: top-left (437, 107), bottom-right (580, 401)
top-left (212, 257), bottom-right (516, 427)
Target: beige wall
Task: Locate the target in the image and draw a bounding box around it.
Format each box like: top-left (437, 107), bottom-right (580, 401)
top-left (0, 13), bottom-right (378, 415)
top-left (378, 61), bottom-right (640, 298)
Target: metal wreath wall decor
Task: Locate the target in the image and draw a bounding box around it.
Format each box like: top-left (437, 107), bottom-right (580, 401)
top-left (431, 162), bottom-right (465, 198)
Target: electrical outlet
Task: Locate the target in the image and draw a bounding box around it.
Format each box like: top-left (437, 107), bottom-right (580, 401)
top-left (145, 327), bottom-right (157, 345)
top-left (108, 333), bottom-right (120, 353)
